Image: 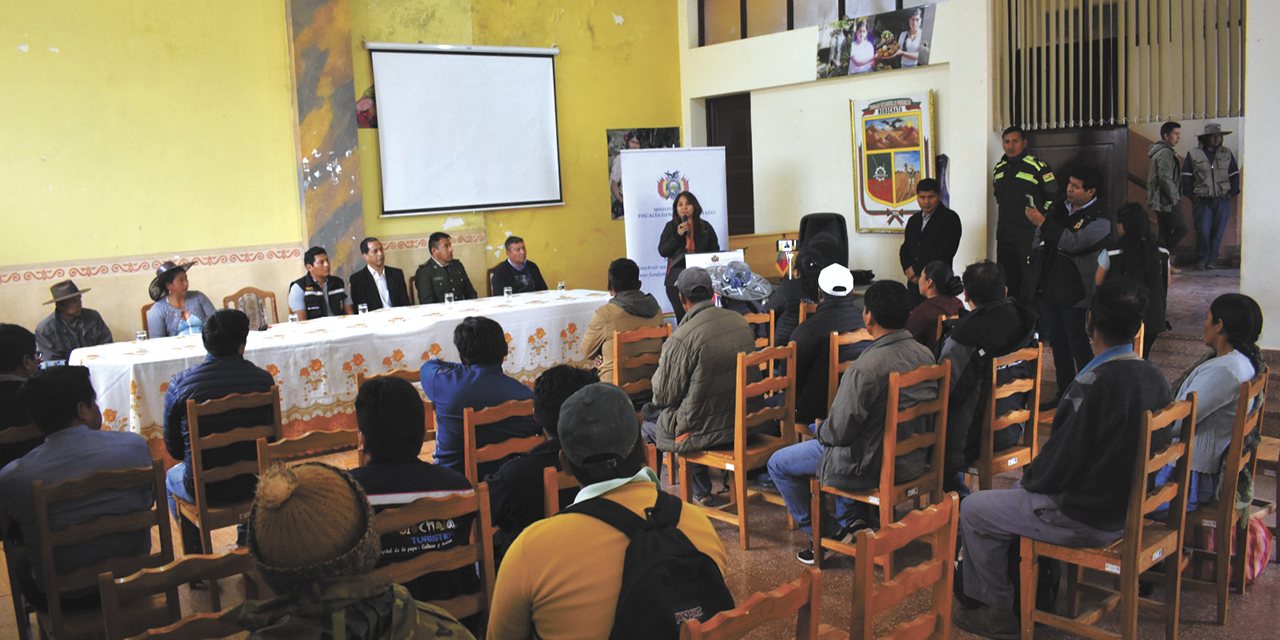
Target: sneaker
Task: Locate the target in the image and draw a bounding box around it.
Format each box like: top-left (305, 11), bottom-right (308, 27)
top-left (796, 545), bottom-right (828, 565)
top-left (952, 602), bottom-right (1020, 640)
top-left (944, 472), bottom-right (972, 499)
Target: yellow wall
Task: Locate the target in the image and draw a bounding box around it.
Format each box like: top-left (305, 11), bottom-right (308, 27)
top-left (0, 1), bottom-right (302, 265)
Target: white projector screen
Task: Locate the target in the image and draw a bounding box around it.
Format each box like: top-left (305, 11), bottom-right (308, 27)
top-left (369, 44), bottom-right (563, 216)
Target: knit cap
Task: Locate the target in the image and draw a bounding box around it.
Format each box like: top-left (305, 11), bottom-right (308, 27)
top-left (246, 463), bottom-right (382, 594)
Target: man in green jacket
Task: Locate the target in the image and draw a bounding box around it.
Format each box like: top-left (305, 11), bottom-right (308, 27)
top-left (1147, 121), bottom-right (1187, 255)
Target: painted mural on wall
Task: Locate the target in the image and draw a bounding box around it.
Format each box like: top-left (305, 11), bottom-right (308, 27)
top-left (850, 91), bottom-right (936, 234)
top-left (289, 0), bottom-right (366, 278)
top-left (816, 5), bottom-right (935, 79)
top-left (607, 127), bottom-right (681, 220)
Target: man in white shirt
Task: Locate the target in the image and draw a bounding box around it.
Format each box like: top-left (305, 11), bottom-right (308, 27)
top-left (348, 237), bottom-right (411, 310)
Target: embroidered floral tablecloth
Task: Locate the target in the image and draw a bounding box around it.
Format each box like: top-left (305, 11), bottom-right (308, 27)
top-left (71, 290), bottom-right (608, 440)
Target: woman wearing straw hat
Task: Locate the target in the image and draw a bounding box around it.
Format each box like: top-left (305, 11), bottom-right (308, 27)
top-left (145, 261), bottom-right (217, 338)
top-left (34, 279), bottom-right (113, 363)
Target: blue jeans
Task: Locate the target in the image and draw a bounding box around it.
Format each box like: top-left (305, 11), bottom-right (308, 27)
top-left (1192, 197), bottom-right (1231, 264)
top-left (166, 462), bottom-right (192, 522)
top-left (766, 439), bottom-right (865, 536)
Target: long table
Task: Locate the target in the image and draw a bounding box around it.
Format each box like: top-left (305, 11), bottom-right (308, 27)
top-left (71, 289), bottom-right (609, 440)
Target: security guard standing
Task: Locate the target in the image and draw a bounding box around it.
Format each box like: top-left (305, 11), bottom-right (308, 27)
top-left (993, 125), bottom-right (1059, 300)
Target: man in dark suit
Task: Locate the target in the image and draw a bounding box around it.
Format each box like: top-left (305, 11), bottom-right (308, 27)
top-left (899, 178), bottom-right (962, 286)
top-left (349, 237), bottom-right (411, 310)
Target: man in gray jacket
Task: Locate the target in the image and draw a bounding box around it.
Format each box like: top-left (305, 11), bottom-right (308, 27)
top-left (642, 267), bottom-right (760, 505)
top-left (1147, 122), bottom-right (1187, 254)
top-left (767, 280), bottom-right (938, 564)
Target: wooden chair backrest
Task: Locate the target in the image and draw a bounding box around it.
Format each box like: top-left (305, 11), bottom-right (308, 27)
top-left (1133, 322), bottom-right (1145, 357)
top-left (462, 399), bottom-right (541, 483)
top-left (827, 330), bottom-right (873, 417)
top-left (257, 429), bottom-right (359, 475)
top-left (32, 459), bottom-right (174, 639)
top-left (372, 483), bottom-right (497, 622)
top-left (99, 548), bottom-right (251, 640)
top-left (983, 344), bottom-right (1043, 460)
top-left (1121, 396), bottom-right (1197, 568)
top-left (1211, 368), bottom-right (1268, 516)
top-left (355, 369), bottom-right (437, 440)
top-left (408, 275), bottom-right (418, 305)
top-left (186, 387), bottom-right (283, 520)
top-left (741, 310), bottom-right (775, 350)
top-left (140, 302), bottom-right (155, 334)
top-left (612, 324), bottom-right (672, 398)
top-left (850, 493), bottom-right (959, 640)
top-left (798, 302), bottom-right (818, 325)
top-left (679, 567), bottom-right (824, 640)
top-left (487, 265), bottom-right (500, 297)
top-left (542, 465), bottom-right (580, 518)
top-left (222, 286), bottom-right (279, 329)
top-left (875, 363), bottom-right (951, 501)
top-left (933, 314), bottom-right (960, 345)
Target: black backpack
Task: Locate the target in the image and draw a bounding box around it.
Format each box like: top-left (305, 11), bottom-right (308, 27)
top-left (560, 490), bottom-right (735, 639)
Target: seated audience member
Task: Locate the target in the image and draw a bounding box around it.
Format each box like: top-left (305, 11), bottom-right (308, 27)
top-left (485, 365), bottom-right (597, 558)
top-left (937, 261), bottom-right (1038, 497)
top-left (348, 237), bottom-right (411, 311)
top-left (1159, 293), bottom-right (1264, 511)
top-left (790, 264), bottom-right (869, 425)
top-left (767, 248), bottom-right (827, 349)
top-left (288, 246), bottom-right (353, 320)
top-left (0, 324), bottom-right (43, 467)
top-left (0, 366), bottom-right (153, 605)
top-left (347, 376), bottom-right (479, 615)
top-left (642, 268), bottom-right (761, 506)
top-left (421, 316), bottom-right (539, 478)
top-left (147, 260), bottom-right (217, 338)
top-left (227, 463), bottom-right (474, 639)
top-left (955, 278), bottom-right (1171, 639)
top-left (905, 260), bottom-right (965, 350)
top-left (487, 383), bottom-right (729, 640)
top-left (415, 232), bottom-right (479, 304)
top-left (580, 258), bottom-right (665, 384)
top-left (35, 280), bottom-right (113, 363)
top-left (163, 309), bottom-right (275, 553)
top-left (1096, 203), bottom-right (1168, 357)
top-left (899, 178), bottom-right (962, 284)
top-left (768, 280), bottom-right (938, 564)
top-left (490, 236), bottom-right (548, 295)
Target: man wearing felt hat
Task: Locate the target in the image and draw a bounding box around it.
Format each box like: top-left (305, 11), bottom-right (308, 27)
top-left (34, 280), bottom-right (113, 363)
top-left (1181, 122), bottom-right (1240, 270)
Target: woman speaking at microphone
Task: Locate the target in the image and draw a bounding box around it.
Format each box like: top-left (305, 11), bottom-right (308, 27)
top-left (658, 191), bottom-right (722, 324)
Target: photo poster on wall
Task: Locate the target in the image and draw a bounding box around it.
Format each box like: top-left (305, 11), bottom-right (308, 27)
top-left (619, 147), bottom-right (729, 315)
top-left (607, 128), bottom-right (681, 220)
top-left (850, 91), bottom-right (936, 234)
top-left (816, 4), bottom-right (936, 79)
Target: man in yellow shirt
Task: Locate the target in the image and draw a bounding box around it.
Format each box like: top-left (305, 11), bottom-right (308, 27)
top-left (487, 383), bottom-right (728, 640)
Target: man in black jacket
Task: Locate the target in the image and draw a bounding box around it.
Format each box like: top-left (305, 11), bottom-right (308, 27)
top-left (489, 236), bottom-right (548, 295)
top-left (953, 279), bottom-right (1171, 640)
top-left (789, 264), bottom-right (868, 425)
top-left (993, 126), bottom-right (1059, 302)
top-left (899, 178), bottom-right (961, 285)
top-left (348, 237), bottom-right (411, 310)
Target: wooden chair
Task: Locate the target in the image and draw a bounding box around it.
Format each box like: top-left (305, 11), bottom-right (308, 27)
top-left (372, 483), bottom-right (497, 625)
top-left (408, 274), bottom-right (418, 305)
top-left (850, 493), bottom-right (959, 640)
top-left (678, 343), bottom-right (798, 549)
top-left (29, 459), bottom-right (175, 640)
top-left (222, 286), bottom-right (279, 330)
top-left (461, 399), bottom-right (541, 484)
top-left (257, 428), bottom-right (359, 475)
top-left (140, 302), bottom-right (154, 334)
top-left (611, 324), bottom-right (672, 400)
top-left (798, 302), bottom-right (818, 325)
top-left (487, 264), bottom-right (500, 297)
top-left (1182, 368), bottom-right (1275, 624)
top-left (174, 387), bottom-right (282, 558)
top-left (1258, 434), bottom-right (1279, 563)
top-left (354, 369), bottom-right (436, 443)
top-left (742, 310), bottom-right (775, 350)
top-left (811, 362), bottom-right (950, 574)
top-left (679, 567), bottom-right (845, 640)
top-left (964, 344), bottom-right (1043, 490)
top-left (99, 548), bottom-right (252, 640)
top-left (1019, 396), bottom-right (1197, 640)
top-left (826, 330), bottom-right (873, 418)
top-left (542, 444), bottom-right (660, 517)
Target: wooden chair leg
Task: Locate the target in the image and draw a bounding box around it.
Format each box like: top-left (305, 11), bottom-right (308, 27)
top-left (1120, 559), bottom-right (1140, 640)
top-left (1231, 520), bottom-right (1248, 595)
top-left (677, 456), bottom-right (691, 504)
top-left (734, 469), bottom-right (749, 550)
top-left (1165, 553), bottom-right (1182, 640)
top-left (1019, 538), bottom-right (1036, 640)
top-left (1215, 523), bottom-right (1230, 625)
top-left (1066, 564), bottom-right (1082, 618)
top-left (810, 481), bottom-right (824, 570)
top-left (879, 500), bottom-right (893, 579)
top-left (666, 452), bottom-right (678, 486)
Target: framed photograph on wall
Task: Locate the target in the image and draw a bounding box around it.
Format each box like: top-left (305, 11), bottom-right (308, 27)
top-left (850, 91), bottom-right (936, 233)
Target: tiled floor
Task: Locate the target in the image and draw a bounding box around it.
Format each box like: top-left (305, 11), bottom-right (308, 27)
top-left (6, 267), bottom-right (1277, 639)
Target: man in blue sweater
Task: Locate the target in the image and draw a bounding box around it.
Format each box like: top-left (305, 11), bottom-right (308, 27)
top-left (954, 279), bottom-right (1172, 639)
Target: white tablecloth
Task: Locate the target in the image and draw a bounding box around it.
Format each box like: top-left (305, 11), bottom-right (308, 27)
top-left (71, 290), bottom-right (609, 440)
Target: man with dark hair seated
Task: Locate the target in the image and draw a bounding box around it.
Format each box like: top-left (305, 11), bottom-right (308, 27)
top-left (0, 366), bottom-right (153, 606)
top-left (416, 232), bottom-right (479, 304)
top-left (580, 258), bottom-right (664, 384)
top-left (0, 324), bottom-right (44, 467)
top-left (937, 260), bottom-right (1039, 497)
top-left (421, 316), bottom-right (540, 478)
top-left (954, 278), bottom-right (1170, 640)
top-left (484, 364), bottom-right (598, 558)
top-left (488, 383), bottom-right (728, 640)
top-left (347, 375), bottom-right (479, 620)
top-left (163, 309), bottom-right (275, 553)
top-left (490, 236), bottom-right (548, 295)
top-left (789, 263), bottom-right (869, 426)
top-left (767, 280), bottom-right (939, 564)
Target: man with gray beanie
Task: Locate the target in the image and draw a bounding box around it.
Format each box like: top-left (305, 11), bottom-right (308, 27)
top-left (488, 383), bottom-right (728, 640)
